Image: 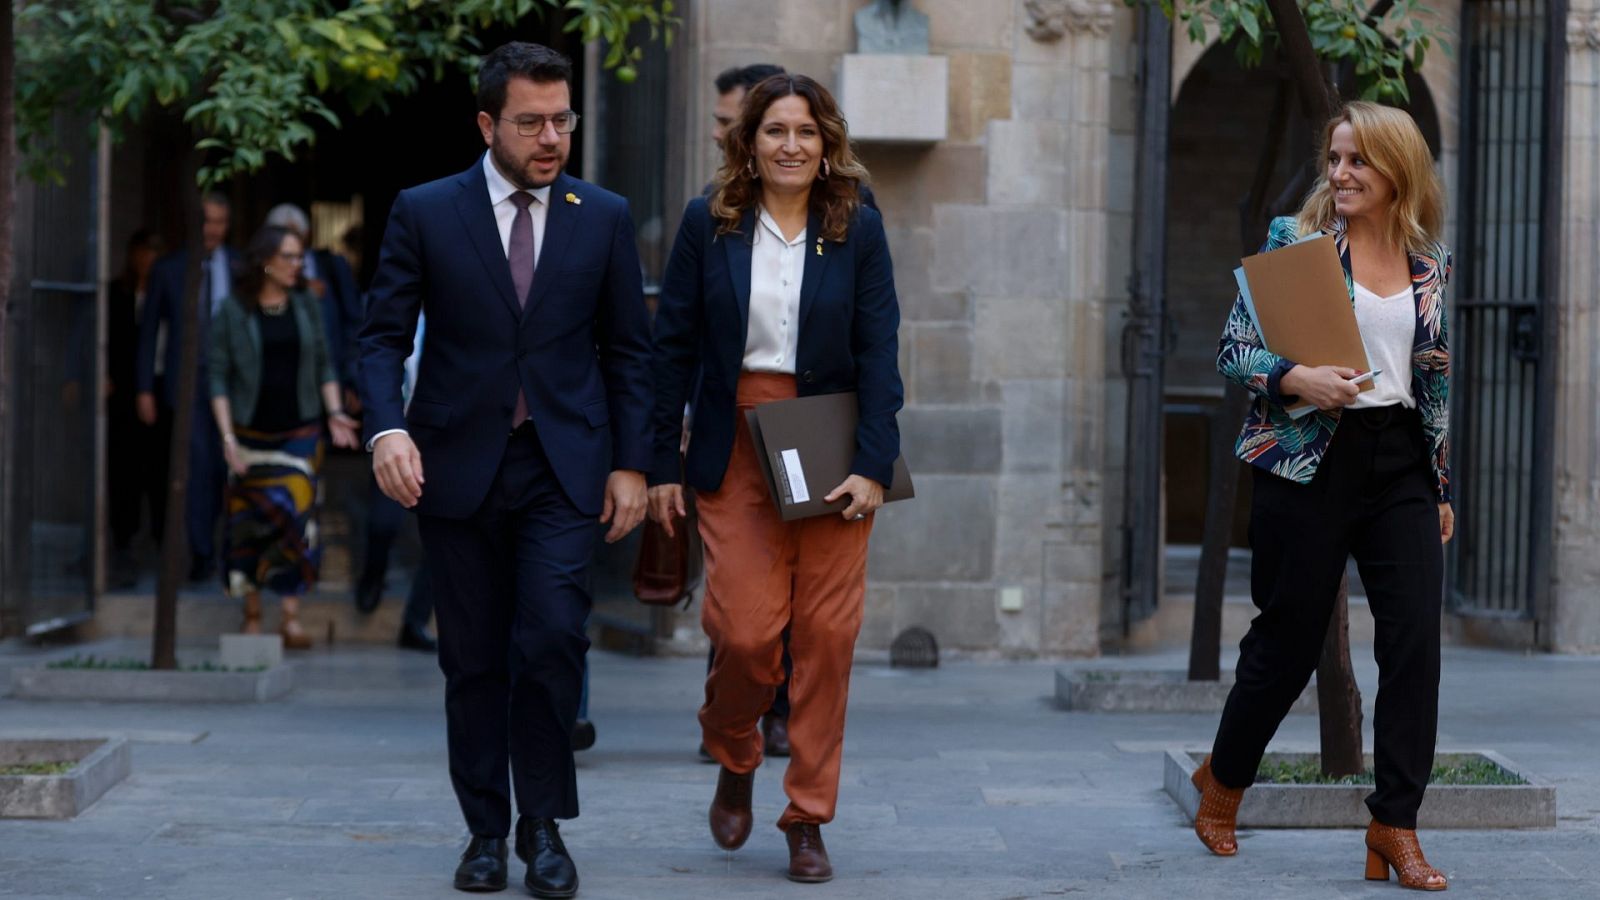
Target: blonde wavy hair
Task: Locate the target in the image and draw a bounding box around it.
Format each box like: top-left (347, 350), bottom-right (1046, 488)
top-left (708, 73), bottom-right (869, 243)
top-left (1296, 101), bottom-right (1444, 255)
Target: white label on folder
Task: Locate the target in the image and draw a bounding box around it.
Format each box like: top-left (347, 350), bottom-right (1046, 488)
top-left (779, 449), bottom-right (810, 503)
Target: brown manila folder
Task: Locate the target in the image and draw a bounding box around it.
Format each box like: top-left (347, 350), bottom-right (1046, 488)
top-left (1237, 233), bottom-right (1374, 416)
top-left (743, 391), bottom-right (914, 522)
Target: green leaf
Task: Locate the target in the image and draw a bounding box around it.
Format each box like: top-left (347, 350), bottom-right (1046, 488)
top-left (1238, 7), bottom-right (1261, 44)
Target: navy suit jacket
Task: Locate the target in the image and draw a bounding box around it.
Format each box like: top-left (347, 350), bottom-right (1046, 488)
top-left (308, 248), bottom-right (362, 388)
top-left (358, 163), bottom-right (653, 519)
top-left (649, 198), bottom-right (903, 492)
top-left (135, 247), bottom-right (240, 408)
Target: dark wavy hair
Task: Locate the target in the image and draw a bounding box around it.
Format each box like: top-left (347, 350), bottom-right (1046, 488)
top-left (234, 225), bottom-right (300, 312)
top-left (709, 74), bottom-right (869, 243)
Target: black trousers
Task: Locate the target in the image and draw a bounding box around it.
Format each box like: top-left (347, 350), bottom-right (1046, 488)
top-left (1211, 405), bottom-right (1443, 829)
top-left (418, 427), bottom-right (595, 837)
top-left (107, 394), bottom-right (169, 551)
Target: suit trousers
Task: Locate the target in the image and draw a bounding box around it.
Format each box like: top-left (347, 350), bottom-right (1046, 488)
top-left (418, 426), bottom-right (595, 837)
top-left (183, 393), bottom-right (227, 565)
top-left (696, 372), bottom-right (871, 831)
top-left (1210, 405), bottom-right (1444, 829)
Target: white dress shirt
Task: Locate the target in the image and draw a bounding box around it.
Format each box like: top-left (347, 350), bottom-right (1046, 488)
top-left (482, 151), bottom-right (550, 267)
top-left (207, 247), bottom-right (231, 314)
top-left (1347, 280), bottom-right (1417, 409)
top-left (367, 154), bottom-right (550, 451)
top-left (742, 208), bottom-right (805, 374)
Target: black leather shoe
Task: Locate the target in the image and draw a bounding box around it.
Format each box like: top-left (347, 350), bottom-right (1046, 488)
top-left (572, 719), bottom-right (596, 752)
top-left (515, 817), bottom-right (578, 898)
top-left (453, 836), bottom-right (508, 892)
top-left (397, 622), bottom-right (438, 652)
top-left (354, 567), bottom-right (384, 613)
top-left (187, 557), bottom-right (215, 584)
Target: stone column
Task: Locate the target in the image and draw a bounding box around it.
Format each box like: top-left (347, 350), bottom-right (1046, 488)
top-left (1552, 2), bottom-right (1600, 652)
top-left (993, 0), bottom-right (1114, 655)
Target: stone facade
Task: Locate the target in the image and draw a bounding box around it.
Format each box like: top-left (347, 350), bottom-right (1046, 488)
top-left (1552, 0), bottom-right (1600, 652)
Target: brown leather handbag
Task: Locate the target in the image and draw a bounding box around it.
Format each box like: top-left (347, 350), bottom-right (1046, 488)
top-left (632, 492), bottom-right (701, 607)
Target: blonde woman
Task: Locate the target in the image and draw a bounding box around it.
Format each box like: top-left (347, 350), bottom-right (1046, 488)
top-left (1191, 102), bottom-right (1454, 892)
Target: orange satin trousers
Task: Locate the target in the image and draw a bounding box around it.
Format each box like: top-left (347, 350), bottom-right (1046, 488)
top-left (695, 372), bottom-right (871, 831)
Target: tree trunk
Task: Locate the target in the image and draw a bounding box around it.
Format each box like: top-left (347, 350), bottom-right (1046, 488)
top-left (1317, 575), bottom-right (1365, 776)
top-left (1257, 0), bottom-right (1366, 779)
top-left (0, 0), bottom-right (16, 619)
top-left (1189, 77), bottom-right (1293, 682)
top-left (151, 151), bottom-right (207, 670)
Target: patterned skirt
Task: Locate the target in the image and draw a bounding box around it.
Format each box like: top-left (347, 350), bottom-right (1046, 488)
top-left (223, 423), bottom-right (324, 598)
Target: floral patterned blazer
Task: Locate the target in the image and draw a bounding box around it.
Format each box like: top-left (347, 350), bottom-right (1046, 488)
top-left (1216, 215), bottom-right (1453, 502)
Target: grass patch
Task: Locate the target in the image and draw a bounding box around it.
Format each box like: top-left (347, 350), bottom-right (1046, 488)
top-left (0, 761), bottom-right (75, 776)
top-left (44, 655), bottom-right (264, 673)
top-left (1253, 756), bottom-right (1525, 786)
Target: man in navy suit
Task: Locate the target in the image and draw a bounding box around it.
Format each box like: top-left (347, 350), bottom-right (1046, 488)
top-left (359, 42), bottom-right (651, 898)
top-left (134, 192), bottom-right (238, 582)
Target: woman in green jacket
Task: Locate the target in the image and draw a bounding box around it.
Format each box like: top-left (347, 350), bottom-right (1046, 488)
top-left (209, 225), bottom-right (360, 647)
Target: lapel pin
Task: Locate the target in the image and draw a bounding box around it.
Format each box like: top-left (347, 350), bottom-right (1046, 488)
top-left (815, 237), bottom-right (823, 256)
top-left (565, 192), bottom-right (581, 205)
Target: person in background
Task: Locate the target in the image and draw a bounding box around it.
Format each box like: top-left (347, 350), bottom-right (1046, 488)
top-left (106, 229), bottom-right (168, 583)
top-left (135, 192), bottom-right (239, 583)
top-left (263, 203), bottom-right (364, 413)
top-left (208, 225), bottom-right (360, 648)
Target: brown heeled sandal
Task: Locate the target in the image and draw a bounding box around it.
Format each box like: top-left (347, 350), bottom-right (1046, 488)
top-left (1365, 820), bottom-right (1447, 891)
top-left (241, 593), bottom-right (262, 635)
top-left (1192, 755), bottom-right (1244, 856)
top-left (279, 597), bottom-right (313, 650)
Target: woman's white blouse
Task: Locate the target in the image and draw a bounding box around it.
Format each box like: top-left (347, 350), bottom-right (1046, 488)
top-left (1348, 280), bottom-right (1417, 409)
top-left (742, 208), bottom-right (806, 375)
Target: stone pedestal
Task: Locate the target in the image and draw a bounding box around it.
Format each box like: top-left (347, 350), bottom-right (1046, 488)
top-left (220, 634), bottom-right (284, 671)
top-left (839, 54), bottom-right (949, 142)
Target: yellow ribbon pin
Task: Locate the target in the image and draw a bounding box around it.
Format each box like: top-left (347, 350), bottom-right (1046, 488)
top-left (565, 192), bottom-right (581, 205)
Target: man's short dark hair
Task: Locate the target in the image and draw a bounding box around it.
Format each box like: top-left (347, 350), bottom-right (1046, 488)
top-left (714, 63), bottom-right (787, 96)
top-left (477, 42), bottom-right (574, 118)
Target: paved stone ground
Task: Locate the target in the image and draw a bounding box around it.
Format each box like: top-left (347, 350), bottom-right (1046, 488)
top-left (1, 639), bottom-right (1597, 899)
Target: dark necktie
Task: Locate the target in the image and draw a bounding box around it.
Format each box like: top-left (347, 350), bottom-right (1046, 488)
top-left (508, 192), bottom-right (537, 426)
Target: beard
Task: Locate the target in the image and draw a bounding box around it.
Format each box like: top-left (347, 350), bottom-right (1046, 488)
top-left (491, 135), bottom-right (563, 190)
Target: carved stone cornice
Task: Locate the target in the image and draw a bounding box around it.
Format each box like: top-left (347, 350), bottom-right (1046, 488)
top-left (1570, 11), bottom-right (1600, 51)
top-left (1025, 0), bottom-right (1116, 41)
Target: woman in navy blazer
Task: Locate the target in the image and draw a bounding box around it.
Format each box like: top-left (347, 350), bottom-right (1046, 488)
top-left (648, 74), bottom-right (902, 884)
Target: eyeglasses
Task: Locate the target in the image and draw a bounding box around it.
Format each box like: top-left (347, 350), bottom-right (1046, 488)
top-left (500, 112), bottom-right (581, 136)
top-left (275, 252), bottom-right (304, 263)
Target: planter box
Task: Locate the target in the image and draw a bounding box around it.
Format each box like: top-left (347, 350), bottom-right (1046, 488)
top-left (0, 738), bottom-right (131, 819)
top-left (1164, 748), bottom-right (1556, 829)
top-left (11, 664), bottom-right (293, 703)
top-left (1056, 668), bottom-right (1316, 714)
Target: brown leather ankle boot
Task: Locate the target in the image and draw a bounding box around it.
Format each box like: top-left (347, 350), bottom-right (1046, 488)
top-left (1192, 755), bottom-right (1244, 856)
top-left (785, 822), bottom-right (832, 883)
top-left (1365, 820), bottom-right (1448, 890)
top-left (708, 766), bottom-right (753, 850)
